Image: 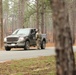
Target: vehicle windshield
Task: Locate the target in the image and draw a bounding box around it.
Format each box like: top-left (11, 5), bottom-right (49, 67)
top-left (12, 29), bottom-right (30, 36)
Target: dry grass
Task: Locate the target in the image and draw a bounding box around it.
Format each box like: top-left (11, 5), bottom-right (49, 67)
top-left (0, 56), bottom-right (56, 75)
top-left (46, 42), bottom-right (54, 47)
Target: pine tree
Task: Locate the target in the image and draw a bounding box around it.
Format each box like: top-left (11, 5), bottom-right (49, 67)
top-left (51, 0), bottom-right (76, 75)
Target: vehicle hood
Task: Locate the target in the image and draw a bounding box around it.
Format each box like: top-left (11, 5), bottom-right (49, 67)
top-left (6, 34), bottom-right (28, 38)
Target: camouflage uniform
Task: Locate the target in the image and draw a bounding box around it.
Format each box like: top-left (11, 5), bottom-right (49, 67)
top-left (36, 32), bottom-right (41, 49)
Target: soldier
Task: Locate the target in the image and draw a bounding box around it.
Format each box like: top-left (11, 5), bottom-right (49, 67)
top-left (36, 29), bottom-right (41, 49)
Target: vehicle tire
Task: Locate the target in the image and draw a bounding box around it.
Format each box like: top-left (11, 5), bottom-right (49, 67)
top-left (24, 41), bottom-right (30, 50)
top-left (41, 41), bottom-right (46, 49)
top-left (5, 47), bottom-right (11, 51)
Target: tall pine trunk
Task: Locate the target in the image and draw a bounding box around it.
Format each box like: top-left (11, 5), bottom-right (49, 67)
top-left (51, 0), bottom-right (76, 75)
top-left (0, 0), bottom-right (3, 48)
top-left (18, 0), bottom-right (25, 28)
top-left (36, 0), bottom-right (39, 29)
top-left (41, 0), bottom-right (44, 33)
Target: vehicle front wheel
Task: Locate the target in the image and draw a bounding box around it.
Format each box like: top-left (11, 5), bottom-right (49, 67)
top-left (24, 41), bottom-right (30, 50)
top-left (5, 47), bottom-right (11, 51)
top-left (41, 41), bottom-right (46, 49)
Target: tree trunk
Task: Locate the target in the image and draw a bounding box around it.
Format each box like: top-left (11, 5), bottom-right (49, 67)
top-left (18, 0), bottom-right (25, 28)
top-left (36, 0), bottom-right (39, 29)
top-left (0, 0), bottom-right (3, 48)
top-left (41, 0), bottom-right (44, 33)
top-left (51, 0), bottom-right (76, 75)
top-left (3, 0), bottom-right (9, 36)
top-left (67, 0), bottom-right (75, 45)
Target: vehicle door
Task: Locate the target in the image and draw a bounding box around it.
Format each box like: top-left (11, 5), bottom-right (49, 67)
top-left (29, 29), bottom-right (36, 45)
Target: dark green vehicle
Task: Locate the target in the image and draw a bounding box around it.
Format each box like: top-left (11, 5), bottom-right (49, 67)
top-left (4, 28), bottom-right (47, 51)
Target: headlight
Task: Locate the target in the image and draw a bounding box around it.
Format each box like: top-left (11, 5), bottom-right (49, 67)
top-left (18, 37), bottom-right (24, 42)
top-left (4, 38), bottom-right (7, 42)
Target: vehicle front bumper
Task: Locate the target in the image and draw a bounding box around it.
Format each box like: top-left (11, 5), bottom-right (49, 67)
top-left (4, 42), bottom-right (25, 48)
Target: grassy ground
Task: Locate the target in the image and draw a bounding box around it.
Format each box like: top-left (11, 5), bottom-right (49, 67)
top-left (0, 56), bottom-right (56, 75)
